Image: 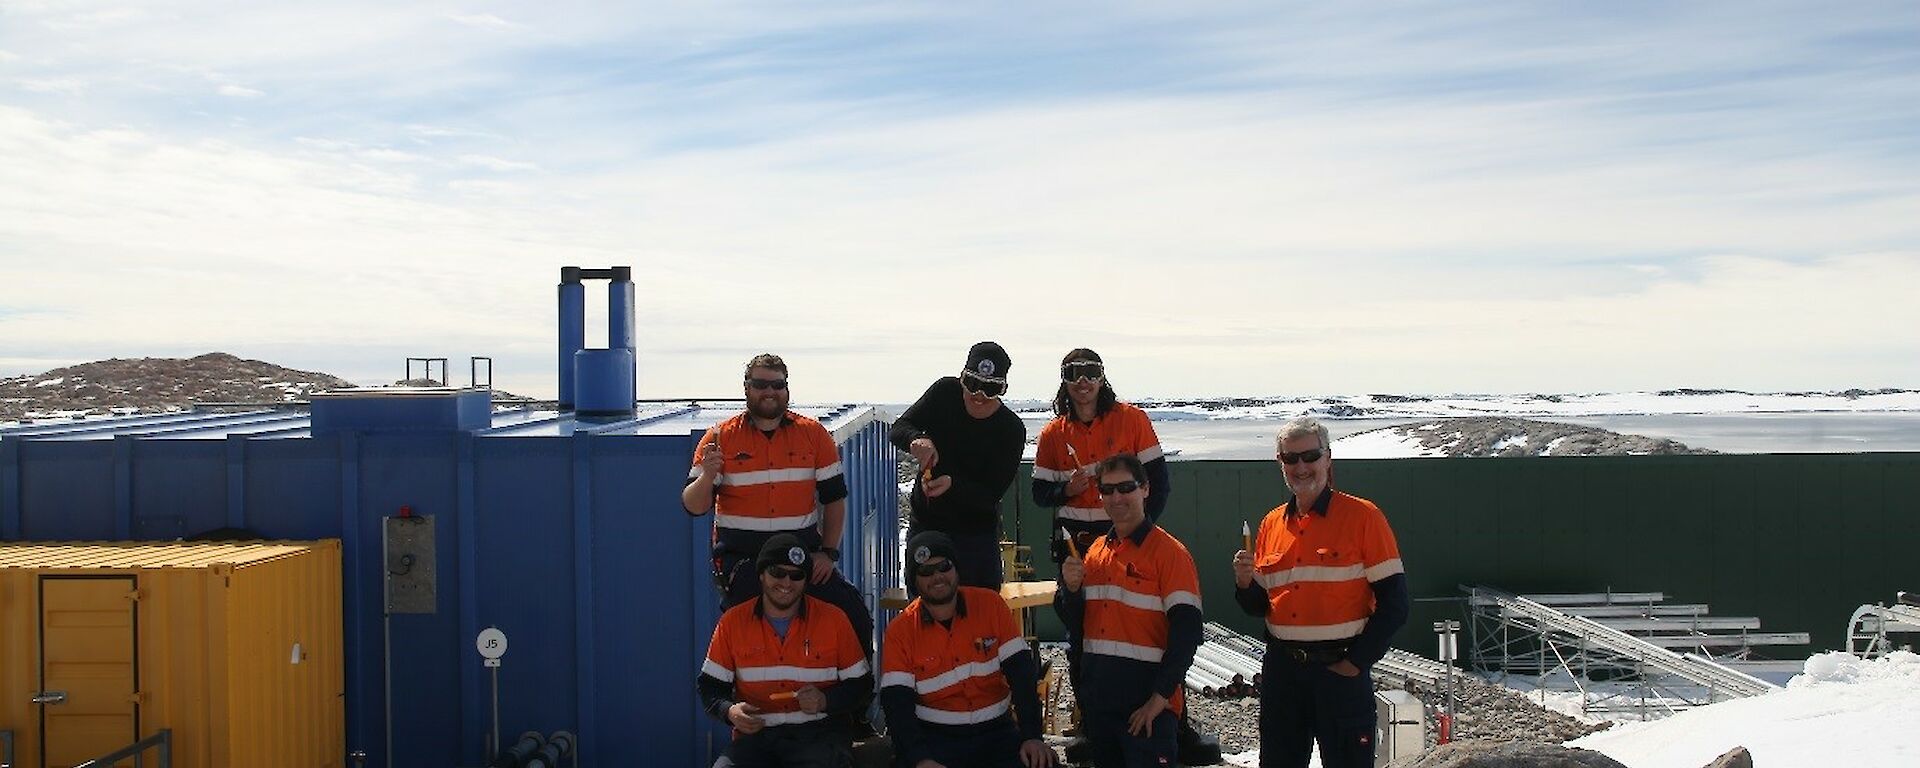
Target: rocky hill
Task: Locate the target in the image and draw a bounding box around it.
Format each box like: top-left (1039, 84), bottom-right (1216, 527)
top-left (0, 353), bottom-right (352, 421)
top-left (1343, 416), bottom-right (1713, 457)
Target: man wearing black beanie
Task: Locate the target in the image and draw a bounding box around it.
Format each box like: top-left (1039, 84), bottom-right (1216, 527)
top-left (889, 341), bottom-right (1027, 593)
top-left (879, 531), bottom-right (1055, 768)
top-left (697, 533), bottom-right (872, 767)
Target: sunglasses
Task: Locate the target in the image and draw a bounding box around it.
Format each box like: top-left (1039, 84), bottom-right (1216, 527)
top-left (746, 378), bottom-right (789, 391)
top-left (1061, 361), bottom-right (1105, 383)
top-left (764, 565), bottom-right (807, 581)
top-left (913, 559), bottom-right (956, 577)
top-left (1097, 480), bottom-right (1142, 495)
top-left (959, 372), bottom-right (1006, 398)
top-left (1278, 448), bottom-right (1326, 465)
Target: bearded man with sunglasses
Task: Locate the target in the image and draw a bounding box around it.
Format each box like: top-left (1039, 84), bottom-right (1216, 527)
top-left (890, 342), bottom-right (1026, 593)
top-left (699, 534), bottom-right (872, 767)
top-left (1232, 417), bottom-right (1408, 768)
top-left (880, 531), bottom-right (1055, 768)
top-left (686, 353), bottom-right (876, 656)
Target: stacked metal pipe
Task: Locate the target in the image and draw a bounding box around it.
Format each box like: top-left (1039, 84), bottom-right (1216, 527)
top-left (1185, 622), bottom-right (1266, 698)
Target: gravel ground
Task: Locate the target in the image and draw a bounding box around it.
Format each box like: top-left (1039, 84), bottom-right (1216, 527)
top-left (1040, 647), bottom-right (1608, 761)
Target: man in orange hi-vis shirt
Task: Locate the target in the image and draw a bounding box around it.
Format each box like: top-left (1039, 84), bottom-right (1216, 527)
top-left (881, 531), bottom-right (1055, 768)
top-left (1233, 417), bottom-right (1408, 768)
top-left (698, 534), bottom-right (873, 767)
top-left (1054, 453), bottom-right (1202, 768)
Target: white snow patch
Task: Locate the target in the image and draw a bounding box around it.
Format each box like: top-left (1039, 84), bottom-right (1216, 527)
top-left (1331, 429), bottom-right (1442, 459)
top-left (1493, 434), bottom-right (1529, 452)
top-left (1569, 651), bottom-right (1920, 768)
top-left (34, 377), bottom-right (64, 387)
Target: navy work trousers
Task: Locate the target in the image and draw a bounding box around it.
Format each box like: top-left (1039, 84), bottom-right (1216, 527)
top-left (1257, 649), bottom-right (1377, 768)
top-left (1081, 707), bottom-right (1177, 768)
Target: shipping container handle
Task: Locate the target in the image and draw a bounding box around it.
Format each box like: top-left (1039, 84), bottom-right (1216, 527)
top-left (30, 691), bottom-right (66, 705)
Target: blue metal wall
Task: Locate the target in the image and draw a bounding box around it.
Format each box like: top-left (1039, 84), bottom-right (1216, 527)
top-left (0, 415), bottom-right (899, 768)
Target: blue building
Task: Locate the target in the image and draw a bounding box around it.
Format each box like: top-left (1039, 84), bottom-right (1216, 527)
top-left (0, 268), bottom-right (902, 768)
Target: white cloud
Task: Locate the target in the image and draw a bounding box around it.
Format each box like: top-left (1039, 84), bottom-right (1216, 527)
top-left (457, 154), bottom-right (539, 172)
top-left (217, 84), bottom-right (263, 98)
top-left (447, 13), bottom-right (518, 31)
top-left (0, 3), bottom-right (1915, 399)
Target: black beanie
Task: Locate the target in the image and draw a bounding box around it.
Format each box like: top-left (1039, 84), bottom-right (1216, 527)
top-left (756, 533), bottom-right (810, 572)
top-left (906, 530), bottom-right (957, 571)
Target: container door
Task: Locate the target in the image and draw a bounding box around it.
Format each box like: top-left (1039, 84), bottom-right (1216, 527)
top-left (38, 576), bottom-right (137, 768)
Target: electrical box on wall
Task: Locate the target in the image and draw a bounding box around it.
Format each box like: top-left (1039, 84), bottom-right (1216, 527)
top-left (384, 515), bottom-right (437, 614)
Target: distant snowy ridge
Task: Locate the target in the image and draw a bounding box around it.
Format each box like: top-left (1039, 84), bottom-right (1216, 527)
top-left (1083, 389), bottom-right (1920, 422)
top-left (1334, 417), bottom-right (1711, 458)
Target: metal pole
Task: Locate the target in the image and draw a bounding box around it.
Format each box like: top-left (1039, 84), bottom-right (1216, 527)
top-left (490, 666), bottom-right (501, 762)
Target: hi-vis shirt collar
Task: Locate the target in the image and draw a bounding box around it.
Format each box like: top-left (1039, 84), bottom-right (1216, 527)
top-left (917, 590), bottom-right (970, 625)
top-left (1105, 521), bottom-right (1156, 548)
top-left (1285, 487), bottom-right (1334, 519)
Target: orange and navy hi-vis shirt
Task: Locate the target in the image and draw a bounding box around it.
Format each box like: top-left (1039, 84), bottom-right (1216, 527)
top-left (1056, 523), bottom-right (1203, 716)
top-left (1032, 402), bottom-right (1164, 526)
top-left (1251, 489), bottom-right (1403, 642)
top-left (699, 595), bottom-right (870, 730)
top-left (880, 586), bottom-right (1029, 726)
top-left (690, 411), bottom-right (847, 534)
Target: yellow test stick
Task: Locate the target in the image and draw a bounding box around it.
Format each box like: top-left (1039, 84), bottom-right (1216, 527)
top-left (1242, 520), bottom-right (1253, 552)
top-left (1060, 526), bottom-right (1081, 560)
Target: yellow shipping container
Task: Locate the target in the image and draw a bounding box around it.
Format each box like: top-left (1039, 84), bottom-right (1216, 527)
top-left (0, 540), bottom-right (344, 768)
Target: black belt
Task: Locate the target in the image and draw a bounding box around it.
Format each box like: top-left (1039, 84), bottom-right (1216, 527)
top-left (1269, 640), bottom-right (1352, 665)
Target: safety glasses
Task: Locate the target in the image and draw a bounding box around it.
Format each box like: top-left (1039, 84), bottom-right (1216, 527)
top-left (913, 559), bottom-right (956, 578)
top-left (1278, 448), bottom-right (1326, 465)
top-left (959, 372), bottom-right (1006, 398)
top-left (1060, 361), bottom-right (1105, 383)
top-left (764, 565), bottom-right (808, 581)
top-left (1097, 480), bottom-right (1142, 495)
top-left (746, 378), bottom-right (789, 391)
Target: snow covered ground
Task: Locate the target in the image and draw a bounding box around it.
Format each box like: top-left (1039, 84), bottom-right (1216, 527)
top-left (1219, 652), bottom-right (1919, 767)
top-left (1569, 651), bottom-right (1920, 768)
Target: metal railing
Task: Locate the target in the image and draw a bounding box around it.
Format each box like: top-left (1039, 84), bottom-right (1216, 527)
top-left (1466, 586), bottom-right (1776, 715)
top-left (76, 729), bottom-right (171, 768)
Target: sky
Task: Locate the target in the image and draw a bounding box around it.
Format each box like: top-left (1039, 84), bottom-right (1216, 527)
top-left (2, 1), bottom-right (1917, 403)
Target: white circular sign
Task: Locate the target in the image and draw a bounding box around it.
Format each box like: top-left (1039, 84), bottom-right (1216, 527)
top-left (476, 627), bottom-right (508, 660)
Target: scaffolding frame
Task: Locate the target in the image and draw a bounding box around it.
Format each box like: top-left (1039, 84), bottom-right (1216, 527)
top-left (1465, 585), bottom-right (1777, 718)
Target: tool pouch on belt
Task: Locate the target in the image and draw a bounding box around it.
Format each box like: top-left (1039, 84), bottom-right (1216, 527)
top-left (710, 542), bottom-right (731, 592)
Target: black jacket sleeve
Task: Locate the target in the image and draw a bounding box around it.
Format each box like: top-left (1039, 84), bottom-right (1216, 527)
top-left (1031, 475), bottom-right (1068, 509)
top-left (824, 666), bottom-right (873, 717)
top-left (1346, 573), bottom-right (1410, 669)
top-left (1235, 580), bottom-right (1269, 619)
top-left (696, 672), bottom-right (735, 725)
top-left (1053, 583), bottom-right (1085, 637)
top-left (1154, 604), bottom-right (1203, 700)
top-left (1143, 456), bottom-right (1171, 522)
top-left (889, 380), bottom-right (945, 451)
top-left (880, 685), bottom-right (926, 764)
top-left (1003, 646), bottom-right (1044, 742)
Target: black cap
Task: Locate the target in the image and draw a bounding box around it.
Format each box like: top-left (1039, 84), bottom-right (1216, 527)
top-left (963, 341), bottom-right (1011, 382)
top-left (906, 530), bottom-right (956, 570)
top-left (756, 533), bottom-right (810, 572)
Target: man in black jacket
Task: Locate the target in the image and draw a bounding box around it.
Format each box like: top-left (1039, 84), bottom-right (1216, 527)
top-left (890, 341), bottom-right (1026, 592)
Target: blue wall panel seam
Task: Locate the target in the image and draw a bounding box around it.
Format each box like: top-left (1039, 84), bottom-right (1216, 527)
top-left (571, 433), bottom-right (597, 762)
top-left (0, 440), bottom-right (19, 539)
top-left (113, 435), bottom-right (132, 539)
top-left (456, 434), bottom-right (482, 765)
top-left (226, 436), bottom-right (247, 529)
